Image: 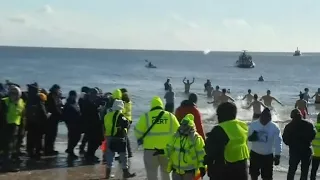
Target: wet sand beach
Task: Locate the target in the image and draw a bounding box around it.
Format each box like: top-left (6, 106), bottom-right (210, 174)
top-left (0, 142), bottom-right (299, 180)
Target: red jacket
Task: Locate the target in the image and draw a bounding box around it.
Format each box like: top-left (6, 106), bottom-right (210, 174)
top-left (175, 100), bottom-right (205, 139)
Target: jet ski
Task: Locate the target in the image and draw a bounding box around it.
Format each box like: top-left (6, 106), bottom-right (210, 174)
top-left (145, 62), bottom-right (157, 68)
top-left (258, 76), bottom-right (264, 82)
top-left (145, 64), bottom-right (157, 68)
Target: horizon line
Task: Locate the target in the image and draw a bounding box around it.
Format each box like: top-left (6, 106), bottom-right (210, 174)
top-left (0, 45), bottom-right (318, 54)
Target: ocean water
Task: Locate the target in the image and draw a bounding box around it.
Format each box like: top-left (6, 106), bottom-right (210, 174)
top-left (1, 46), bottom-right (320, 174)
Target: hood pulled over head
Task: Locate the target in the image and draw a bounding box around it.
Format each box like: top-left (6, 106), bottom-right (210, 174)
top-left (112, 99), bottom-right (124, 111)
top-left (150, 96), bottom-right (164, 109)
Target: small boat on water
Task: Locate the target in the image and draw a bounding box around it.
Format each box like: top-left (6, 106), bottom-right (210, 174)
top-left (145, 61), bottom-right (157, 68)
top-left (235, 50), bottom-right (255, 68)
top-left (293, 47), bottom-right (301, 56)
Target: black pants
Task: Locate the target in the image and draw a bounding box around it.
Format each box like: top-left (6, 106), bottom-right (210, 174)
top-left (287, 153), bottom-right (311, 180)
top-left (86, 124), bottom-right (103, 158)
top-left (66, 124), bottom-right (81, 153)
top-left (27, 122), bottom-right (43, 156)
top-left (249, 150), bottom-right (274, 179)
top-left (208, 160), bottom-right (248, 180)
top-left (310, 156), bottom-right (320, 180)
top-left (44, 117), bottom-right (59, 153)
top-left (0, 124), bottom-right (18, 161)
top-left (165, 103), bottom-right (174, 113)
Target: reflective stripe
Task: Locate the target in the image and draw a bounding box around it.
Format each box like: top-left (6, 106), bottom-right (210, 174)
top-left (171, 164), bottom-right (196, 171)
top-left (144, 112), bottom-right (173, 136)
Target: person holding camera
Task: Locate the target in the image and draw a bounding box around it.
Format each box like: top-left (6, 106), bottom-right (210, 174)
top-left (103, 99), bottom-right (136, 179)
top-left (248, 108), bottom-right (282, 180)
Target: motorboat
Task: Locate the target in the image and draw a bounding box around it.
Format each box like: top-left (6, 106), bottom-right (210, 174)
top-left (235, 50), bottom-right (255, 68)
top-left (293, 47), bottom-right (301, 56)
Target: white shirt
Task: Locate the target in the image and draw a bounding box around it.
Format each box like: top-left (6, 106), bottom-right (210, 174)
top-left (248, 120), bottom-right (282, 155)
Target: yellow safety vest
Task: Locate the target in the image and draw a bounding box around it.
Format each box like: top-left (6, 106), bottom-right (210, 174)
top-left (312, 123), bottom-right (320, 157)
top-left (219, 119), bottom-right (250, 163)
top-left (3, 97), bottom-right (25, 126)
top-left (104, 111), bottom-right (124, 137)
top-left (165, 132), bottom-right (205, 174)
top-left (123, 101), bottom-right (132, 122)
top-left (134, 110), bottom-right (180, 149)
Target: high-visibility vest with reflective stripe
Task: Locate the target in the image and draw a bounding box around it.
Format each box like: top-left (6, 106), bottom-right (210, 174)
top-left (3, 97), bottom-right (25, 126)
top-left (219, 119), bottom-right (250, 163)
top-left (165, 132), bottom-right (205, 175)
top-left (123, 101), bottom-right (132, 122)
top-left (104, 111), bottom-right (124, 136)
top-left (312, 123), bottom-right (320, 157)
top-left (134, 110), bottom-right (180, 149)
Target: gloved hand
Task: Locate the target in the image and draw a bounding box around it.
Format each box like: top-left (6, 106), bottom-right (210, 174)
top-left (153, 148), bottom-right (165, 156)
top-left (248, 131), bottom-right (259, 142)
top-left (274, 155), bottom-right (280, 165)
top-left (199, 167), bottom-right (206, 177)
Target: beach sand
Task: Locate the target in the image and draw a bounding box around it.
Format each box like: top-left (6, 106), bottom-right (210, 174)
top-left (0, 149), bottom-right (299, 180)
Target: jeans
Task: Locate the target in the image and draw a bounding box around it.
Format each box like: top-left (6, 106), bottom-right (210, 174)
top-left (287, 153), bottom-right (311, 180)
top-left (310, 156), bottom-right (320, 180)
top-left (105, 137), bottom-right (129, 169)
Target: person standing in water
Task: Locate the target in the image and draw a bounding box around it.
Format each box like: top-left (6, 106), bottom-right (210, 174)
top-left (311, 88), bottom-right (320, 104)
top-left (164, 85), bottom-right (175, 113)
top-left (164, 78), bottom-right (171, 91)
top-left (205, 84), bottom-right (214, 98)
top-left (182, 77), bottom-right (195, 94)
top-left (208, 88), bottom-right (234, 106)
top-left (303, 88), bottom-right (310, 102)
top-left (242, 89), bottom-right (254, 104)
top-left (295, 94), bottom-right (309, 119)
top-left (245, 94), bottom-right (268, 120)
top-left (211, 86), bottom-right (222, 104)
top-left (260, 90), bottom-right (283, 108)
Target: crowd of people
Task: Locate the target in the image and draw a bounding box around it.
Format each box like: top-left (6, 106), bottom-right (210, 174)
top-left (0, 78), bottom-right (320, 180)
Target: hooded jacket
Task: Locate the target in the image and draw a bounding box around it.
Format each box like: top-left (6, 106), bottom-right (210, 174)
top-left (104, 99), bottom-right (130, 137)
top-left (175, 100), bottom-right (205, 139)
top-left (112, 89), bottom-right (122, 100)
top-left (134, 96), bottom-right (180, 150)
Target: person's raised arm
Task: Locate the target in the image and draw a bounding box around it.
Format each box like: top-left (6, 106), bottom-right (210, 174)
top-left (183, 77), bottom-right (187, 84)
top-left (311, 93), bottom-right (317, 99)
top-left (191, 77), bottom-right (195, 84)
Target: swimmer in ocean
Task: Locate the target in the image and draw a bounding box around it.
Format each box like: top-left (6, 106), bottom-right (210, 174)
top-left (242, 89), bottom-right (254, 104)
top-left (311, 88), bottom-right (320, 104)
top-left (260, 90), bottom-right (283, 107)
top-left (209, 88), bottom-right (235, 104)
top-left (245, 94), bottom-right (268, 120)
top-left (183, 77), bottom-right (195, 94)
top-left (204, 80), bottom-right (213, 98)
top-left (295, 94), bottom-right (309, 119)
top-left (204, 79), bottom-right (211, 91)
top-left (211, 86), bottom-right (221, 103)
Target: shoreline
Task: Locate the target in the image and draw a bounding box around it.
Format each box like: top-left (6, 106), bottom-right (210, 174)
top-left (0, 140), bottom-right (301, 180)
